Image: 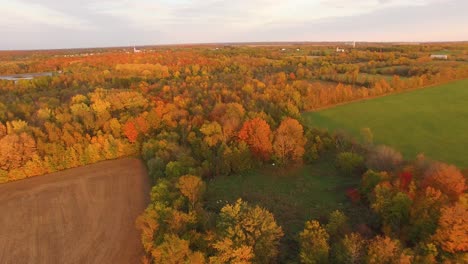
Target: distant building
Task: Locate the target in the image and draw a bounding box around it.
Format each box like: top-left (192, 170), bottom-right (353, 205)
top-left (336, 47), bottom-right (345, 53)
top-left (430, 54), bottom-right (448, 60)
top-left (134, 46), bottom-right (141, 53)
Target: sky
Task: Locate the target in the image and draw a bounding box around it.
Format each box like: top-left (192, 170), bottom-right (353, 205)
top-left (0, 0), bottom-right (467, 50)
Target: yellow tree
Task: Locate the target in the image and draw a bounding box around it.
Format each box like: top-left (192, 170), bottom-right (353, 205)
top-left (215, 199), bottom-right (283, 263)
top-left (151, 234), bottom-right (205, 264)
top-left (200, 121), bottom-right (224, 147)
top-left (299, 220), bottom-right (330, 264)
top-left (209, 238), bottom-right (254, 264)
top-left (177, 175), bottom-right (206, 210)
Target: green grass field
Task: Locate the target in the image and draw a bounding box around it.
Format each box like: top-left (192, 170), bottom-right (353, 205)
top-left (205, 161), bottom-right (361, 262)
top-left (304, 79), bottom-right (468, 168)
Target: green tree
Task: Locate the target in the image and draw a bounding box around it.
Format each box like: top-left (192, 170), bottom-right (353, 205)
top-left (326, 210), bottom-right (349, 242)
top-left (335, 152), bottom-right (365, 176)
top-left (360, 170), bottom-right (388, 202)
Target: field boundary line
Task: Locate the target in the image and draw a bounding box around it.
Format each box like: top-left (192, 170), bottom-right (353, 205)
top-left (308, 77), bottom-right (468, 112)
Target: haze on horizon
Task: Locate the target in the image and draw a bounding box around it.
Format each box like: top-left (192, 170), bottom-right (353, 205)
top-left (1, 0), bottom-right (467, 50)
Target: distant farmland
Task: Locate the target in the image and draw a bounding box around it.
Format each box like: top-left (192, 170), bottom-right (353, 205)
top-left (304, 79), bottom-right (468, 168)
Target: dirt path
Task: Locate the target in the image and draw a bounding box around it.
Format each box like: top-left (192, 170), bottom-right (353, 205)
top-left (0, 158), bottom-right (150, 264)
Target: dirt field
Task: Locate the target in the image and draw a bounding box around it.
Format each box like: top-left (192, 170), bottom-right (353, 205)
top-left (0, 158), bottom-right (150, 264)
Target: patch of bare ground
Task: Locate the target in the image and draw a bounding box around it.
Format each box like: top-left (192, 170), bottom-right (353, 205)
top-left (0, 158), bottom-right (150, 264)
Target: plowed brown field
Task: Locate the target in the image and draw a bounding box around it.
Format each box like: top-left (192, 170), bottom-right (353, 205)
top-left (0, 158), bottom-right (150, 264)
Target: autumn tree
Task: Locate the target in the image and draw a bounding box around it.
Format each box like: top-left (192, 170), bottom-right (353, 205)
top-left (272, 118), bottom-right (306, 165)
top-left (422, 163), bottom-right (467, 201)
top-left (0, 133), bottom-right (36, 171)
top-left (209, 238), bottom-right (254, 264)
top-left (0, 122), bottom-right (6, 137)
top-left (366, 236), bottom-right (402, 264)
top-left (200, 121), bottom-right (224, 147)
top-left (409, 187), bottom-right (447, 244)
top-left (123, 120), bottom-right (139, 143)
top-left (366, 145), bottom-right (403, 172)
top-left (432, 200), bottom-right (468, 254)
top-left (299, 220), bottom-right (330, 264)
top-left (211, 103), bottom-right (245, 141)
top-left (332, 233), bottom-right (367, 264)
top-left (238, 117), bottom-right (272, 161)
top-left (215, 199), bottom-right (283, 263)
top-left (151, 234), bottom-right (205, 264)
top-left (177, 175), bottom-right (205, 210)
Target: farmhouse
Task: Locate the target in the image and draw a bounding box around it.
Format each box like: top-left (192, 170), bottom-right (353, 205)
top-left (336, 47), bottom-right (345, 53)
top-left (430, 54), bottom-right (448, 60)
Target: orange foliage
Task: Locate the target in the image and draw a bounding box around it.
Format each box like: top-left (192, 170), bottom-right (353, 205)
top-left (423, 163), bottom-right (467, 201)
top-left (238, 118), bottom-right (273, 161)
top-left (123, 121), bottom-right (139, 143)
top-left (0, 133), bottom-right (36, 171)
top-left (432, 200), bottom-right (468, 253)
top-left (272, 118), bottom-right (306, 165)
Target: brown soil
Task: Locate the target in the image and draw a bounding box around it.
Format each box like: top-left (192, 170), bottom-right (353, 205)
top-left (0, 158), bottom-right (150, 264)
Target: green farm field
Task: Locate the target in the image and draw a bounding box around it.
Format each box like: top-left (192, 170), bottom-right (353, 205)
top-left (304, 79), bottom-right (468, 168)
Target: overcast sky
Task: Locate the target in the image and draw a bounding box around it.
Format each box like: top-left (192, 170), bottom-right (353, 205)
top-left (1, 0), bottom-right (467, 50)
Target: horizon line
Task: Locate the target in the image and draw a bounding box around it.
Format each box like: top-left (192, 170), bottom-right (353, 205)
top-left (1, 40), bottom-right (468, 52)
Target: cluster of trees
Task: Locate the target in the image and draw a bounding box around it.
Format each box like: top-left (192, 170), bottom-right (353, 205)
top-left (299, 145), bottom-right (467, 263)
top-left (0, 88), bottom-right (148, 182)
top-left (0, 44), bottom-right (466, 262)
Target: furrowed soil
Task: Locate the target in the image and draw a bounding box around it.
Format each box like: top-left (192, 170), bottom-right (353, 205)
top-left (0, 158), bottom-right (150, 264)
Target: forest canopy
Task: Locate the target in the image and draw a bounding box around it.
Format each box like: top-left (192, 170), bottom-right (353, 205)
top-left (0, 43), bottom-right (467, 263)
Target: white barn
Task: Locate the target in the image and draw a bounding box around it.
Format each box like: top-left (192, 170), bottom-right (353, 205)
top-left (336, 47), bottom-right (345, 53)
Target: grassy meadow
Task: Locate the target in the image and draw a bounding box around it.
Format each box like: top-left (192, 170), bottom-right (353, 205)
top-left (205, 161), bottom-right (362, 261)
top-left (304, 79), bottom-right (468, 168)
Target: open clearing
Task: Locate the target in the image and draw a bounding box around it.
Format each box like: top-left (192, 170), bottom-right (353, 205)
top-left (206, 161), bottom-right (361, 261)
top-left (0, 158), bottom-right (150, 264)
top-left (304, 79), bottom-right (468, 168)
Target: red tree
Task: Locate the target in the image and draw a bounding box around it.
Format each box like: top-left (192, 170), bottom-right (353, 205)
top-left (238, 118), bottom-right (272, 161)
